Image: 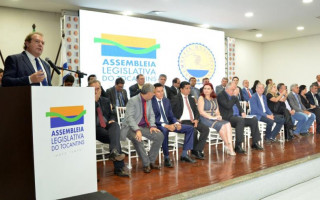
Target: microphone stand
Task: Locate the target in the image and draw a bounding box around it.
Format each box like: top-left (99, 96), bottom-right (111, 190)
top-left (56, 66), bottom-right (87, 87)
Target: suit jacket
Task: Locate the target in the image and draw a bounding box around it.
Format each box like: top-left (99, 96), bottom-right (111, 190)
top-left (217, 90), bottom-right (244, 121)
top-left (237, 86), bottom-right (244, 101)
top-left (249, 93), bottom-right (272, 120)
top-left (2, 51), bottom-right (52, 86)
top-left (151, 96), bottom-right (177, 127)
top-left (170, 85), bottom-right (179, 96)
top-left (242, 87), bottom-right (253, 102)
top-left (305, 91), bottom-right (320, 106)
top-left (312, 81), bottom-right (320, 94)
top-left (287, 92), bottom-right (306, 112)
top-left (120, 94), bottom-right (156, 140)
top-left (190, 86), bottom-right (200, 100)
top-left (106, 86), bottom-right (128, 108)
top-left (164, 85), bottom-right (173, 100)
top-left (215, 85), bottom-right (225, 95)
top-left (129, 83), bottom-right (141, 98)
top-left (170, 93), bottom-right (200, 121)
top-left (96, 97), bottom-right (116, 125)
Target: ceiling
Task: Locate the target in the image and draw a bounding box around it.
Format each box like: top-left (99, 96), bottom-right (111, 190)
top-left (1, 0), bottom-right (320, 42)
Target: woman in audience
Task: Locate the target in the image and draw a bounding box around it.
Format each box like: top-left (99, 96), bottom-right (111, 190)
top-left (251, 80), bottom-right (260, 94)
top-left (197, 83), bottom-right (236, 156)
top-left (266, 83), bottom-right (294, 140)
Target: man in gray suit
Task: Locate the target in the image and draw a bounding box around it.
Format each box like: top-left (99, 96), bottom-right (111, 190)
top-left (287, 83), bottom-right (316, 137)
top-left (120, 83), bottom-right (164, 173)
top-left (215, 77), bottom-right (228, 95)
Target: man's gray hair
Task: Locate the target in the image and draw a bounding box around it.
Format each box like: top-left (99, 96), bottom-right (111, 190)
top-left (225, 82), bottom-right (233, 89)
top-left (290, 84), bottom-right (298, 91)
top-left (310, 83), bottom-right (318, 90)
top-left (141, 83), bottom-right (155, 94)
top-left (222, 77), bottom-right (228, 81)
top-left (159, 74), bottom-right (167, 79)
top-left (256, 83), bottom-right (264, 89)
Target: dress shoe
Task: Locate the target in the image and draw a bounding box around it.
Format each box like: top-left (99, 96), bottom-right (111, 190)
top-left (143, 165), bottom-right (151, 173)
top-left (150, 163), bottom-right (161, 170)
top-left (251, 143), bottom-right (264, 150)
top-left (234, 145), bottom-right (246, 154)
top-left (300, 132), bottom-right (309, 136)
top-left (114, 168), bottom-right (130, 177)
top-left (293, 133), bottom-right (302, 139)
top-left (271, 138), bottom-right (280, 143)
top-left (109, 149), bottom-right (125, 161)
top-left (180, 155), bottom-right (196, 163)
top-left (191, 150), bottom-right (205, 160)
top-left (264, 139), bottom-right (272, 144)
top-left (224, 146), bottom-right (236, 156)
top-left (164, 158), bottom-right (174, 168)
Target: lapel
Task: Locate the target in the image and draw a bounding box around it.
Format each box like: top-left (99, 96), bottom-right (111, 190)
top-left (178, 93), bottom-right (184, 111)
top-left (22, 51), bottom-right (36, 74)
top-left (40, 58), bottom-right (51, 81)
top-left (112, 86), bottom-right (117, 102)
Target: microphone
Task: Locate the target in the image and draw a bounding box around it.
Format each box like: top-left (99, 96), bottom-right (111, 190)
top-left (45, 57), bottom-right (61, 75)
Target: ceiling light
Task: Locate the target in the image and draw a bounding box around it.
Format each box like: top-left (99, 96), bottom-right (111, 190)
top-left (297, 26), bottom-right (304, 31)
top-left (245, 12), bottom-right (254, 18)
top-left (256, 33), bottom-right (263, 38)
top-left (302, 0), bottom-right (313, 3)
top-left (200, 24), bottom-right (210, 28)
top-left (122, 11), bottom-right (133, 16)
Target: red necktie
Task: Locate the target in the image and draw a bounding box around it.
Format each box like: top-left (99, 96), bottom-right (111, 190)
top-left (184, 96), bottom-right (194, 121)
top-left (143, 100), bottom-right (150, 127)
top-left (97, 107), bottom-right (106, 128)
top-left (247, 88), bottom-right (252, 98)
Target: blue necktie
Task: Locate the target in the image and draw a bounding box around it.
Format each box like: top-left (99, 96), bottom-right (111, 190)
top-left (294, 93), bottom-right (302, 109)
top-left (158, 101), bottom-right (169, 124)
top-left (35, 58), bottom-right (48, 86)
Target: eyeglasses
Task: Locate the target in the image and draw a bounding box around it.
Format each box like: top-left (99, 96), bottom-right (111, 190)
top-left (32, 39), bottom-right (45, 45)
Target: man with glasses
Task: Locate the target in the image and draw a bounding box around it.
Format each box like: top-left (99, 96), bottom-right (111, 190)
top-left (2, 32), bottom-right (52, 86)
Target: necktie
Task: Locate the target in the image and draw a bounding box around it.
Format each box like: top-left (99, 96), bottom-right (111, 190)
top-left (247, 88), bottom-right (252, 98)
top-left (97, 107), bottom-right (106, 128)
top-left (117, 92), bottom-right (123, 107)
top-left (143, 100), bottom-right (150, 127)
top-left (294, 94), bottom-right (302, 109)
top-left (35, 58), bottom-right (48, 86)
top-left (158, 101), bottom-right (169, 124)
top-left (184, 96), bottom-right (194, 121)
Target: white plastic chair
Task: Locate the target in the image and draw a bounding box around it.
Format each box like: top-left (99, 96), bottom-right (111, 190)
top-left (207, 128), bottom-right (225, 155)
top-left (96, 141), bottom-right (109, 165)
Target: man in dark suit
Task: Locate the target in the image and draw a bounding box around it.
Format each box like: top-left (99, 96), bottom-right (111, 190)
top-left (158, 74), bottom-right (172, 99)
top-left (215, 77), bottom-right (228, 95)
top-left (106, 77), bottom-right (128, 109)
top-left (312, 75), bottom-right (320, 95)
top-left (217, 82), bottom-right (263, 153)
top-left (171, 81), bottom-right (209, 160)
top-left (152, 83), bottom-right (195, 166)
top-left (89, 80), bottom-right (129, 177)
top-left (87, 74), bottom-right (107, 98)
top-left (306, 83), bottom-right (320, 107)
top-left (129, 74), bottom-right (145, 97)
top-left (232, 76), bottom-right (244, 101)
top-left (2, 32), bottom-right (52, 86)
top-left (170, 77), bottom-right (180, 96)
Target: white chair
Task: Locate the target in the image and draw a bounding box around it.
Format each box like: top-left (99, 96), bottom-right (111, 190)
top-left (239, 101), bottom-right (247, 114)
top-left (158, 132), bottom-right (179, 165)
top-left (96, 140), bottom-right (109, 165)
top-left (207, 128), bottom-right (225, 155)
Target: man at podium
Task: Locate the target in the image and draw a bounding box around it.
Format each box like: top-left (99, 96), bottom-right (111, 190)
top-left (2, 32), bottom-right (52, 86)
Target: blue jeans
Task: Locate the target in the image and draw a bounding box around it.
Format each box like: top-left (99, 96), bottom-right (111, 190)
top-left (292, 112), bottom-right (316, 134)
top-left (260, 115), bottom-right (285, 139)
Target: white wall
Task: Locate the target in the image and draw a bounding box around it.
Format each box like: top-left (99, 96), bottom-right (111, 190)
top-left (0, 7), bottom-right (61, 85)
top-left (235, 39), bottom-right (263, 87)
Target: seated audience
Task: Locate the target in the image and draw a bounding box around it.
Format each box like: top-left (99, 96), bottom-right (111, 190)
top-left (251, 80), bottom-right (260, 94)
top-left (312, 74), bottom-right (320, 95)
top-left (198, 83), bottom-right (236, 155)
top-left (215, 77), bottom-right (228, 95)
top-left (189, 77), bottom-right (200, 101)
top-left (264, 79), bottom-right (273, 95)
top-left (106, 77), bottom-right (128, 109)
top-left (62, 74), bottom-right (74, 86)
top-left (158, 74), bottom-right (173, 99)
top-left (120, 83), bottom-right (164, 173)
top-left (88, 74), bottom-right (107, 97)
top-left (170, 77), bottom-right (180, 96)
top-left (199, 77), bottom-right (210, 93)
top-left (129, 74), bottom-right (145, 97)
top-left (89, 80), bottom-right (128, 177)
top-left (218, 82), bottom-right (263, 153)
top-left (299, 85), bottom-right (320, 134)
top-left (171, 81), bottom-right (210, 160)
top-left (152, 83), bottom-right (195, 166)
top-left (250, 83), bottom-right (285, 143)
top-left (232, 76), bottom-right (244, 101)
top-left (287, 84), bottom-right (316, 137)
top-left (242, 80), bottom-right (253, 102)
top-left (0, 68), bottom-right (3, 86)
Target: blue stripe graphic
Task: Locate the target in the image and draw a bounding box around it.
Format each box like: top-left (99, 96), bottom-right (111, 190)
top-left (50, 115), bottom-right (84, 128)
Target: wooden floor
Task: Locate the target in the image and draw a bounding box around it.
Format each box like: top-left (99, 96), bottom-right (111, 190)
top-left (97, 134), bottom-right (320, 199)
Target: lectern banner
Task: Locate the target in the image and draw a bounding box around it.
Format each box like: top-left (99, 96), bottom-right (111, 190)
top-left (31, 87), bottom-right (97, 200)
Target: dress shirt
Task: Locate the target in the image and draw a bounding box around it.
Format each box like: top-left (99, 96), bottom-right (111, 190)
top-left (25, 51), bottom-right (47, 85)
top-left (258, 94), bottom-right (266, 113)
top-left (180, 94), bottom-right (194, 121)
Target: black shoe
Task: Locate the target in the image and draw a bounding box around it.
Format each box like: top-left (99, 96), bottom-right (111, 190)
top-left (109, 149), bottom-right (125, 161)
top-left (150, 163), bottom-right (161, 170)
top-left (199, 151), bottom-right (205, 158)
top-left (164, 158), bottom-right (174, 168)
top-left (235, 145), bottom-right (246, 154)
top-left (251, 143), bottom-right (264, 150)
top-left (191, 150), bottom-right (205, 160)
top-left (114, 168), bottom-right (130, 177)
top-left (143, 165), bottom-right (151, 173)
top-left (180, 155), bottom-right (196, 163)
top-left (300, 132), bottom-right (309, 136)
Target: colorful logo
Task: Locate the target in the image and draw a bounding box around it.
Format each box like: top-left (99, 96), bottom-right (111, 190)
top-left (178, 43), bottom-right (216, 82)
top-left (94, 33), bottom-right (160, 59)
top-left (46, 106), bottom-right (86, 128)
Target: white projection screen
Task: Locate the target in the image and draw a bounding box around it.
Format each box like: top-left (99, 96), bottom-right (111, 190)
top-left (79, 9), bottom-right (225, 93)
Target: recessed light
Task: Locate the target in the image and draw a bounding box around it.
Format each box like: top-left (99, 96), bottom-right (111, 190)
top-left (256, 33), bottom-right (263, 38)
top-left (245, 12), bottom-right (254, 18)
top-left (297, 26), bottom-right (304, 31)
top-left (200, 24), bottom-right (210, 28)
top-left (122, 11), bottom-right (133, 16)
top-left (302, 0), bottom-right (313, 4)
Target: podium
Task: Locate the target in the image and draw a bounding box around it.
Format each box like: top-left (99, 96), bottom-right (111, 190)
top-left (0, 86), bottom-right (97, 200)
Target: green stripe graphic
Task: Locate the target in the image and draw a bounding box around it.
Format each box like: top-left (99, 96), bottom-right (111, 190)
top-left (45, 110), bottom-right (86, 122)
top-left (94, 37), bottom-right (160, 54)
